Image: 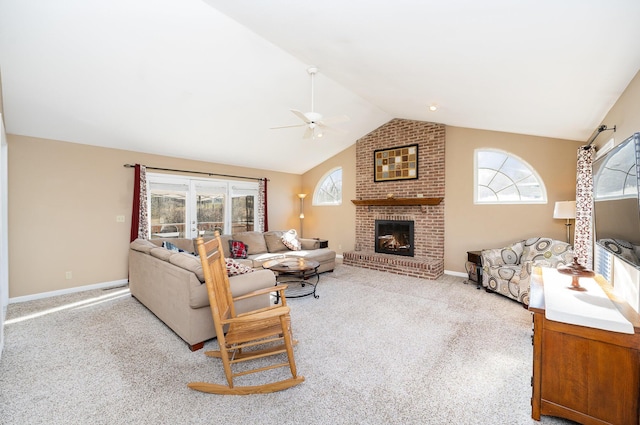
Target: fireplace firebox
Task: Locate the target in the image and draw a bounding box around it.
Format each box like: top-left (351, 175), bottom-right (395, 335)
top-left (375, 220), bottom-right (414, 257)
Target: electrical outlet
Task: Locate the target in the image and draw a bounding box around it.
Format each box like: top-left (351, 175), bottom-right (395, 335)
top-left (116, 215), bottom-right (125, 223)
top-left (338, 244), bottom-right (342, 250)
top-left (65, 271), bottom-right (72, 280)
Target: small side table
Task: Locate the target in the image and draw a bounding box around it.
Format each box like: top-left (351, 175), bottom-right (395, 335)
top-left (313, 238), bottom-right (329, 248)
top-left (466, 250), bottom-right (483, 289)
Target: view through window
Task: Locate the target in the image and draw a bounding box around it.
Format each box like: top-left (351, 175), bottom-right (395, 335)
top-left (313, 167), bottom-right (342, 206)
top-left (147, 174), bottom-right (257, 239)
top-left (475, 149), bottom-right (546, 204)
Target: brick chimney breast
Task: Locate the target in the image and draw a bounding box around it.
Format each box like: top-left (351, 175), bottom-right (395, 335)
top-left (344, 119), bottom-right (445, 279)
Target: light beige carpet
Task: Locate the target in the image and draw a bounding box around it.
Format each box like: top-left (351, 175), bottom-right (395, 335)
top-left (0, 265), bottom-right (575, 424)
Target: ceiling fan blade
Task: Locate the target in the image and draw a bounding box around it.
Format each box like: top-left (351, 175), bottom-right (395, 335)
top-left (290, 109), bottom-right (310, 123)
top-left (321, 114), bottom-right (350, 125)
top-left (270, 123), bottom-right (306, 130)
top-left (317, 123), bottom-right (347, 135)
top-left (272, 68), bottom-right (348, 138)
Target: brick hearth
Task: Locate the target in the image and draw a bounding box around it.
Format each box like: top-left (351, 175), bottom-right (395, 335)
top-left (343, 118), bottom-right (445, 279)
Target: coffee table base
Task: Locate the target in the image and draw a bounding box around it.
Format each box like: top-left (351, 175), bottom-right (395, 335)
top-left (274, 272), bottom-right (320, 303)
top-left (262, 258), bottom-right (321, 303)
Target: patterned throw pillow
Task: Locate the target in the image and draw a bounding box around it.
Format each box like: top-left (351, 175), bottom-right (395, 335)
top-left (225, 258), bottom-right (254, 276)
top-left (281, 229), bottom-right (302, 251)
top-left (228, 240), bottom-right (249, 259)
top-left (162, 241), bottom-right (188, 254)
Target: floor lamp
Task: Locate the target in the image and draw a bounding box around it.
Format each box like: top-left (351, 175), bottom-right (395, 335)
top-left (298, 193), bottom-right (306, 238)
top-left (553, 201), bottom-right (576, 244)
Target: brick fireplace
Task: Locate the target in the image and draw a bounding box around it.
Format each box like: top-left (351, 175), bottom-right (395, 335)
top-left (343, 118), bottom-right (445, 279)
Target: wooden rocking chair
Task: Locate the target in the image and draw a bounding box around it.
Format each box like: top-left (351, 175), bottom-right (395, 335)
top-left (188, 233), bottom-right (304, 394)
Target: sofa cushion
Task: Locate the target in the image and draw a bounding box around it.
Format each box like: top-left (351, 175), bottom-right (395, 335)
top-left (522, 237), bottom-right (573, 267)
top-left (263, 231), bottom-right (288, 252)
top-left (169, 252), bottom-right (205, 282)
top-left (149, 247), bottom-right (173, 261)
top-left (191, 236), bottom-right (230, 258)
top-left (300, 238), bottom-right (320, 250)
top-left (281, 229), bottom-right (302, 251)
top-left (189, 268), bottom-right (276, 309)
top-left (130, 238), bottom-right (157, 254)
top-left (245, 252), bottom-right (287, 268)
top-left (227, 269), bottom-right (276, 298)
top-left (219, 234), bottom-right (232, 258)
top-left (229, 240), bottom-right (249, 259)
top-left (286, 248), bottom-right (336, 263)
top-left (233, 231), bottom-right (268, 254)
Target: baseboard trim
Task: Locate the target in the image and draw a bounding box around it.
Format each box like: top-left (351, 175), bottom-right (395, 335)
top-left (8, 279), bottom-right (129, 304)
top-left (444, 270), bottom-right (467, 278)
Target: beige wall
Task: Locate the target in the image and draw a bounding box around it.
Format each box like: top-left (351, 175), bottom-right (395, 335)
top-left (8, 70), bottom-right (640, 298)
top-left (300, 144), bottom-right (356, 255)
top-left (593, 70), bottom-right (640, 151)
top-left (444, 128), bottom-right (582, 273)
top-left (302, 127), bottom-right (582, 274)
top-left (8, 136), bottom-right (301, 298)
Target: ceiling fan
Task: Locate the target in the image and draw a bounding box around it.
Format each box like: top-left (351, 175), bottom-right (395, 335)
top-left (271, 66), bottom-right (349, 140)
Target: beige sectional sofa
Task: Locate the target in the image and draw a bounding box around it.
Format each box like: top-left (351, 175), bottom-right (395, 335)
top-left (219, 230), bottom-right (336, 273)
top-left (128, 237), bottom-right (276, 351)
top-left (128, 230), bottom-right (336, 351)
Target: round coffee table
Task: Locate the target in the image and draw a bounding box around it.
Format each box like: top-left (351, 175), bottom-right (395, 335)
top-left (262, 257), bottom-right (320, 303)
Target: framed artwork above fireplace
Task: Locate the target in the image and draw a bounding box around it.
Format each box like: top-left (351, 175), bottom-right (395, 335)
top-left (374, 144), bottom-right (418, 182)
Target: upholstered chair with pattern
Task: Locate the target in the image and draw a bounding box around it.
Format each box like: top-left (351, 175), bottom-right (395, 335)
top-left (481, 240), bottom-right (526, 304)
top-left (482, 237), bottom-right (574, 306)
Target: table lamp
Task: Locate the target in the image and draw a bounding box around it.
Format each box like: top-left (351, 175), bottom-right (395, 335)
top-left (553, 200), bottom-right (576, 244)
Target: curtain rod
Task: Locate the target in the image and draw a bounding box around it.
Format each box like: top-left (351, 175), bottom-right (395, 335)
top-left (123, 164), bottom-right (268, 182)
top-left (584, 124), bottom-right (616, 150)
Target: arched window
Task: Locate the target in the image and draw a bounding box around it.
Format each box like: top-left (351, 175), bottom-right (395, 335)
top-left (475, 149), bottom-right (547, 204)
top-left (313, 167), bottom-right (342, 206)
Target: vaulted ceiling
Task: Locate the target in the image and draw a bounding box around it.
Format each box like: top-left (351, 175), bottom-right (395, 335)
top-left (1, 0), bottom-right (639, 174)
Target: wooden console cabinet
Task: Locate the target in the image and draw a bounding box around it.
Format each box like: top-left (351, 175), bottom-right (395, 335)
top-left (529, 270), bottom-right (640, 425)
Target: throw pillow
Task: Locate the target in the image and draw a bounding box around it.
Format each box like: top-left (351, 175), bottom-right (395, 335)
top-left (225, 258), bottom-right (254, 276)
top-left (162, 241), bottom-right (194, 255)
top-left (281, 229), bottom-right (302, 251)
top-left (229, 239), bottom-right (249, 259)
top-left (162, 241), bottom-right (178, 251)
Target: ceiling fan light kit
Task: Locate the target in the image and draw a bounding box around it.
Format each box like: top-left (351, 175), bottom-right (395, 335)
top-left (270, 66), bottom-right (349, 140)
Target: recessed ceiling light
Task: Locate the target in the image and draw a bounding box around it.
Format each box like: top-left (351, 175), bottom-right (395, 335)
top-left (429, 104), bottom-right (438, 112)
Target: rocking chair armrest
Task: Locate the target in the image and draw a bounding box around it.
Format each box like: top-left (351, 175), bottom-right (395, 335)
top-left (232, 284), bottom-right (289, 302)
top-left (222, 306), bottom-right (290, 324)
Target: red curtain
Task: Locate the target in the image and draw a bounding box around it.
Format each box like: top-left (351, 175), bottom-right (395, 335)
top-left (130, 165), bottom-right (141, 242)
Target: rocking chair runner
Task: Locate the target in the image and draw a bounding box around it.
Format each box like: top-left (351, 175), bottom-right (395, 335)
top-left (188, 233), bottom-right (304, 394)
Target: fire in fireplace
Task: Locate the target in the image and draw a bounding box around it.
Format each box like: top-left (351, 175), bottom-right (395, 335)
top-left (375, 220), bottom-right (414, 257)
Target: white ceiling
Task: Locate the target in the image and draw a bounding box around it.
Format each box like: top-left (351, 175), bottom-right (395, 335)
top-left (1, 0), bottom-right (639, 174)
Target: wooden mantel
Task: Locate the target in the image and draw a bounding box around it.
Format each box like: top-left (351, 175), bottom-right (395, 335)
top-left (351, 198), bottom-right (443, 212)
top-left (351, 197), bottom-right (443, 207)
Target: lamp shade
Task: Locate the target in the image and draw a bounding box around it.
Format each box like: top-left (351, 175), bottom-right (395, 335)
top-left (553, 201), bottom-right (576, 219)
